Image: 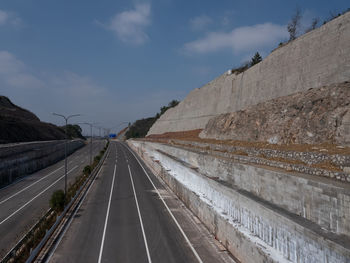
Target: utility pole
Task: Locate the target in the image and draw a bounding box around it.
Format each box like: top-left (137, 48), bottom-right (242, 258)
top-left (52, 113), bottom-right (80, 203)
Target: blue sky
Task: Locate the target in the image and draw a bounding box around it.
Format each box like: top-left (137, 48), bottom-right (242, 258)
top-left (0, 0), bottom-right (349, 134)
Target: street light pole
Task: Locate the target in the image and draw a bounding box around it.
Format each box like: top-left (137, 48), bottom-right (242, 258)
top-left (90, 124), bottom-right (92, 165)
top-left (52, 113), bottom-right (80, 202)
top-left (78, 122), bottom-right (98, 166)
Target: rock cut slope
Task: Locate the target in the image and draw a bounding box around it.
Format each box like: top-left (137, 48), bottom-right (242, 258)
top-left (200, 82), bottom-right (350, 146)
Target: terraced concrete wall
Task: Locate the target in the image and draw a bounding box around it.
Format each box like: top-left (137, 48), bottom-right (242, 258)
top-left (0, 140), bottom-right (85, 187)
top-left (148, 12), bottom-right (350, 136)
top-left (129, 140), bottom-right (350, 263)
top-left (141, 142), bottom-right (350, 237)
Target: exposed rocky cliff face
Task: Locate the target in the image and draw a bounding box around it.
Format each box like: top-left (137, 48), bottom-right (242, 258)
top-left (0, 96), bottom-right (66, 143)
top-left (200, 82), bottom-right (350, 146)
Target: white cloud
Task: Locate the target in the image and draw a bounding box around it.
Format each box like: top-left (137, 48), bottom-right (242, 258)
top-left (0, 50), bottom-right (186, 135)
top-left (189, 15), bottom-right (212, 31)
top-left (104, 3), bottom-right (151, 45)
top-left (0, 9), bottom-right (21, 27)
top-left (0, 51), bottom-right (106, 94)
top-left (0, 51), bottom-right (43, 88)
top-left (184, 23), bottom-right (288, 54)
top-left (0, 51), bottom-right (107, 117)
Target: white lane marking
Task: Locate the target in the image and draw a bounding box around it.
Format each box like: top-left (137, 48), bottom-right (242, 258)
top-left (45, 161), bottom-right (106, 263)
top-left (127, 164), bottom-right (152, 263)
top-left (0, 166), bottom-right (64, 205)
top-left (124, 144), bottom-right (203, 263)
top-left (98, 164), bottom-right (117, 263)
top-left (0, 166), bottom-right (78, 226)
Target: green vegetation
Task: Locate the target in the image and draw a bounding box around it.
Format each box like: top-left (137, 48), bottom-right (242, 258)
top-left (7, 209), bottom-right (57, 263)
top-left (49, 190), bottom-right (65, 212)
top-left (83, 165), bottom-right (92, 176)
top-left (94, 155), bottom-right (101, 165)
top-left (277, 7), bottom-right (350, 49)
top-left (305, 18), bottom-right (319, 33)
top-left (250, 52), bottom-right (262, 66)
top-left (157, 100), bottom-right (179, 118)
top-left (287, 7), bottom-right (302, 41)
top-left (60, 124), bottom-right (86, 140)
top-left (125, 117), bottom-right (158, 139)
top-left (126, 100), bottom-right (180, 139)
top-left (230, 52), bottom-right (262, 74)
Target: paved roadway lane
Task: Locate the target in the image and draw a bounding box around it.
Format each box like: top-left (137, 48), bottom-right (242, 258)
top-left (49, 141), bottom-right (235, 263)
top-left (0, 140), bottom-right (106, 259)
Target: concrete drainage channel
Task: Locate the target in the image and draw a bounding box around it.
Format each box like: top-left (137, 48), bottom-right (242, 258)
top-left (0, 141), bottom-right (110, 263)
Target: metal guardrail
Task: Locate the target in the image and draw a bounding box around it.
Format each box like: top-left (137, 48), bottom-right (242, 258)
top-left (0, 140), bottom-right (110, 263)
top-left (0, 209), bottom-right (52, 263)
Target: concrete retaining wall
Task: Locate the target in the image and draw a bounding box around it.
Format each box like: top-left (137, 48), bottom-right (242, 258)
top-left (129, 140), bottom-right (350, 263)
top-left (148, 12), bottom-right (350, 136)
top-left (0, 140), bottom-right (85, 188)
top-left (141, 142), bottom-right (350, 236)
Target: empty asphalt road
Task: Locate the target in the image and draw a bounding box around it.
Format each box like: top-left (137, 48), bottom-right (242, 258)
top-left (48, 141), bottom-right (234, 263)
top-left (0, 139), bottom-right (106, 259)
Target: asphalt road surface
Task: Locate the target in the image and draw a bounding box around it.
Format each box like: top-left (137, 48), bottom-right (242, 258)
top-left (0, 139), bottom-right (106, 259)
top-left (48, 141), bottom-right (235, 263)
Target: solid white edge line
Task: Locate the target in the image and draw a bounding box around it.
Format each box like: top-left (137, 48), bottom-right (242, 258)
top-left (0, 166), bottom-right (78, 226)
top-left (124, 143), bottom-right (203, 263)
top-left (127, 164), bottom-right (152, 263)
top-left (0, 166), bottom-right (64, 205)
top-left (45, 161), bottom-right (106, 263)
top-left (98, 163), bottom-right (117, 263)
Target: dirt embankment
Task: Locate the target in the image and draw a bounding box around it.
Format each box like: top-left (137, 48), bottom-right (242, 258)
top-left (200, 82), bottom-right (350, 146)
top-left (0, 96), bottom-right (66, 143)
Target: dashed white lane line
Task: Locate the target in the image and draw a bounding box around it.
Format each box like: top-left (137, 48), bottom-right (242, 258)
top-left (0, 166), bottom-right (64, 205)
top-left (127, 164), bottom-right (152, 263)
top-left (0, 166), bottom-right (78, 226)
top-left (124, 144), bottom-right (203, 263)
top-left (98, 163), bottom-right (117, 263)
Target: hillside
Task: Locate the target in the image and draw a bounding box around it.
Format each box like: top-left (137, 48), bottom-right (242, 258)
top-left (0, 96), bottom-right (66, 143)
top-left (126, 100), bottom-right (179, 139)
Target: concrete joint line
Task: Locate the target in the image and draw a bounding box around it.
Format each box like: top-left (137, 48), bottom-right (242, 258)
top-left (98, 163), bottom-right (117, 263)
top-left (0, 165), bottom-right (78, 226)
top-left (124, 143), bottom-right (203, 263)
top-left (128, 164), bottom-right (152, 263)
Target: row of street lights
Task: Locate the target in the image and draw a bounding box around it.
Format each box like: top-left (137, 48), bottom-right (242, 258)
top-left (52, 113), bottom-right (81, 200)
top-left (52, 113), bottom-right (114, 202)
